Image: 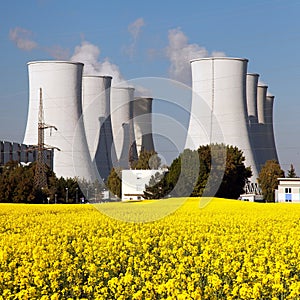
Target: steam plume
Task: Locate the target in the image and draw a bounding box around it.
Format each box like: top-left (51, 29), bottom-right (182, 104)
top-left (9, 27), bottom-right (38, 51)
top-left (166, 28), bottom-right (225, 85)
top-left (46, 45), bottom-right (70, 60)
top-left (124, 18), bottom-right (145, 59)
top-left (70, 41), bottom-right (124, 85)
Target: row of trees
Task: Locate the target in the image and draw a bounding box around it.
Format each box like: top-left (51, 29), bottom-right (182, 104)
top-left (107, 145), bottom-right (289, 202)
top-left (0, 146), bottom-right (292, 203)
top-left (0, 161), bottom-right (92, 203)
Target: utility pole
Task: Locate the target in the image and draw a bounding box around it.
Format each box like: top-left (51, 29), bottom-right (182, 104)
top-left (33, 88), bottom-right (59, 191)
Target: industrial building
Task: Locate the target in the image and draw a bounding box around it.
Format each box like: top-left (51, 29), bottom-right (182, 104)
top-left (0, 140), bottom-right (53, 168)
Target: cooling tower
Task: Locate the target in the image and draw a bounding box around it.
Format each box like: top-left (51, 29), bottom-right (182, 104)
top-left (246, 74), bottom-right (259, 125)
top-left (82, 75), bottom-right (116, 180)
top-left (246, 73), bottom-right (260, 176)
top-left (23, 61), bottom-right (94, 180)
top-left (257, 84), bottom-right (268, 124)
top-left (256, 84), bottom-right (270, 170)
top-left (256, 85), bottom-right (279, 168)
top-left (265, 94), bottom-right (278, 162)
top-left (110, 86), bottom-right (137, 169)
top-left (132, 97), bottom-right (155, 155)
top-left (187, 57), bottom-right (259, 182)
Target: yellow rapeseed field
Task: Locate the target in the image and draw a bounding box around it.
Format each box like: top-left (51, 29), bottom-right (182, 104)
top-left (1, 198), bottom-right (300, 299)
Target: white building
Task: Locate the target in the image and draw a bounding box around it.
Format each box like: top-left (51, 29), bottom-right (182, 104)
top-left (121, 169), bottom-right (163, 201)
top-left (276, 178), bottom-right (300, 203)
top-left (239, 193), bottom-right (264, 202)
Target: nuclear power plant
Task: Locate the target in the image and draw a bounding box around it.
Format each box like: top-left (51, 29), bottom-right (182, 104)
top-left (19, 56), bottom-right (279, 190)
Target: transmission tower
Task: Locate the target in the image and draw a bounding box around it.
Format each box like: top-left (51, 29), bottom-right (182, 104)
top-left (33, 88), bottom-right (59, 190)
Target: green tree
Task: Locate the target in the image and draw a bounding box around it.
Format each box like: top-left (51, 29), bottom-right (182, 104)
top-left (144, 172), bottom-right (166, 199)
top-left (0, 161), bottom-right (20, 202)
top-left (214, 144), bottom-right (252, 199)
top-left (287, 164), bottom-right (297, 178)
top-left (0, 160), bottom-right (84, 204)
top-left (144, 144), bottom-right (252, 200)
top-left (144, 149), bottom-right (199, 199)
top-left (192, 145), bottom-right (213, 196)
top-left (166, 149), bottom-right (199, 197)
top-left (131, 149), bottom-right (161, 170)
top-left (107, 167), bottom-right (122, 199)
top-left (13, 163), bottom-right (36, 203)
top-left (258, 160), bottom-right (285, 202)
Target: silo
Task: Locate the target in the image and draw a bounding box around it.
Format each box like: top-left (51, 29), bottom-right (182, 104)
top-left (82, 75), bottom-right (115, 180)
top-left (132, 97), bottom-right (155, 155)
top-left (23, 61), bottom-right (94, 180)
top-left (110, 86), bottom-right (137, 169)
top-left (187, 57), bottom-right (259, 182)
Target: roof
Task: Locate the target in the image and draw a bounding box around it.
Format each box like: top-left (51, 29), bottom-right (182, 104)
top-left (278, 178), bottom-right (300, 181)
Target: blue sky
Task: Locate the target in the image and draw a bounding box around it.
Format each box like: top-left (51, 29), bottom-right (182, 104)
top-left (1, 0), bottom-right (300, 172)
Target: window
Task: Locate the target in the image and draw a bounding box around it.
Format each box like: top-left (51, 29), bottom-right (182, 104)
top-left (285, 188), bottom-right (291, 193)
top-left (285, 187), bottom-right (292, 202)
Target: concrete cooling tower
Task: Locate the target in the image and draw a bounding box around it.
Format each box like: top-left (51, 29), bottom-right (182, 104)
top-left (82, 75), bottom-right (116, 180)
top-left (132, 97), bottom-right (155, 155)
top-left (187, 57), bottom-right (259, 182)
top-left (246, 73), bottom-right (259, 125)
top-left (265, 94), bottom-right (279, 163)
top-left (23, 61), bottom-right (94, 180)
top-left (246, 73), bottom-right (260, 176)
top-left (257, 84), bottom-right (268, 124)
top-left (255, 85), bottom-right (279, 169)
top-left (110, 86), bottom-right (137, 169)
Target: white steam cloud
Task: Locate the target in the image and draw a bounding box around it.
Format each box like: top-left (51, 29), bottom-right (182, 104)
top-left (71, 41), bottom-right (124, 85)
top-left (129, 18), bottom-right (145, 41)
top-left (166, 28), bottom-right (225, 85)
top-left (46, 45), bottom-right (70, 60)
top-left (124, 17), bottom-right (145, 59)
top-left (9, 27), bottom-right (38, 51)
